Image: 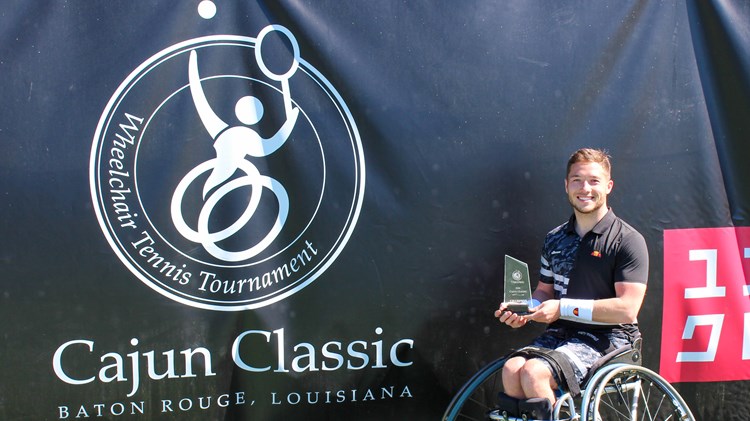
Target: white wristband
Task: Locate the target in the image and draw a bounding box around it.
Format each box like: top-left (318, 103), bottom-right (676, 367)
top-left (560, 298), bottom-right (594, 322)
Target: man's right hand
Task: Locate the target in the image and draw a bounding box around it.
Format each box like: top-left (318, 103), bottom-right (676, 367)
top-left (495, 303), bottom-right (529, 328)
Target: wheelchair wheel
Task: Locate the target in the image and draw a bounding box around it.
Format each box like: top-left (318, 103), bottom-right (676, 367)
top-left (442, 357), bottom-right (506, 420)
top-left (580, 364), bottom-right (695, 421)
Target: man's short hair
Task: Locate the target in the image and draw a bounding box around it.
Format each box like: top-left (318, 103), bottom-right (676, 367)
top-left (566, 148), bottom-right (611, 178)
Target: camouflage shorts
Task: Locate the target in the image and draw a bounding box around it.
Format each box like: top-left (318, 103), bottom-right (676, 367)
top-left (526, 326), bottom-right (634, 388)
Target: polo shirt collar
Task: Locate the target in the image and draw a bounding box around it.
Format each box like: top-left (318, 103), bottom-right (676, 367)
top-left (565, 208), bottom-right (616, 235)
top-left (592, 208), bottom-right (616, 235)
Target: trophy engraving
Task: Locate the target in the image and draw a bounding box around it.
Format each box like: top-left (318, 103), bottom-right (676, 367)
top-left (504, 255), bottom-right (532, 314)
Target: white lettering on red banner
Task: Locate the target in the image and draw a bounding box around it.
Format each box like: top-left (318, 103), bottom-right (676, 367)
top-left (661, 227), bottom-right (750, 383)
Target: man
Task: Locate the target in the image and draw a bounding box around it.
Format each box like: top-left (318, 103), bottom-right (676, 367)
top-left (494, 148), bottom-right (648, 420)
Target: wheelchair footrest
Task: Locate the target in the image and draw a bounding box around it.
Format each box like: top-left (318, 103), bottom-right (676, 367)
top-left (487, 408), bottom-right (578, 421)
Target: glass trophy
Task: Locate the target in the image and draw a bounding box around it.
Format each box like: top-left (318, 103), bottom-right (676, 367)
top-left (503, 255), bottom-right (532, 314)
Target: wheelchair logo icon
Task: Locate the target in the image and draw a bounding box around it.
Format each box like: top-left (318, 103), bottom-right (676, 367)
top-left (90, 25), bottom-right (365, 310)
top-left (172, 26), bottom-right (300, 262)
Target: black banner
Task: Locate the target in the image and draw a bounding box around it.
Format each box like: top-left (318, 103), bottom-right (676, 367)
top-left (1, 1), bottom-right (749, 419)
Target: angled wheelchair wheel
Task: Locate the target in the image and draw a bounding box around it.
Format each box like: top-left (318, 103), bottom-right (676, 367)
top-left (580, 364), bottom-right (695, 421)
top-left (442, 357), bottom-right (506, 420)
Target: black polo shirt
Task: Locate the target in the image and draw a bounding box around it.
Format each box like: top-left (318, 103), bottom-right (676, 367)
top-left (539, 209), bottom-right (649, 329)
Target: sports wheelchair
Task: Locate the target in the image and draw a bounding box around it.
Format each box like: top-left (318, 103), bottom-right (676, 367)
top-left (442, 339), bottom-right (694, 421)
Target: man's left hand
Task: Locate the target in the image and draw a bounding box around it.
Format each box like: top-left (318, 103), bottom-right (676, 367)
top-left (525, 299), bottom-right (561, 324)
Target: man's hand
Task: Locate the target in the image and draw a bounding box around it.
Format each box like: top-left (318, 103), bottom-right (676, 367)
top-left (494, 303), bottom-right (529, 328)
top-left (525, 299), bottom-right (561, 324)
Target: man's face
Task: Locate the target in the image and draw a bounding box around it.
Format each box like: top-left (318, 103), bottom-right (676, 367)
top-left (565, 161), bottom-right (613, 215)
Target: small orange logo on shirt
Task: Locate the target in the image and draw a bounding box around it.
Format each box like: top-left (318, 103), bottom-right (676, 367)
top-left (591, 251), bottom-right (602, 258)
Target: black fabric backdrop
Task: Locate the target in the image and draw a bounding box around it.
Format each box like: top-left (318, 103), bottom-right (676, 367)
top-left (1, 1), bottom-right (749, 419)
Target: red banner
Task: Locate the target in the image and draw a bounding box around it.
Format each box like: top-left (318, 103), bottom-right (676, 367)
top-left (661, 227), bottom-right (750, 383)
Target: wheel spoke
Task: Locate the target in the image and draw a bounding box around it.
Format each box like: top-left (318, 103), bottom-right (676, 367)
top-left (586, 365), bottom-right (694, 421)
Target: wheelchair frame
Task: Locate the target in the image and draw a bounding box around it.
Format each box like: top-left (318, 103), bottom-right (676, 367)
top-left (442, 343), bottom-right (695, 421)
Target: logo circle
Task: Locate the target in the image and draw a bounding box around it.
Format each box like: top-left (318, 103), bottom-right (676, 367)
top-left (90, 33), bottom-right (365, 311)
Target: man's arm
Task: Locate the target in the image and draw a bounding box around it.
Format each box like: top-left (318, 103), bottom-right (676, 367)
top-left (591, 282), bottom-right (646, 324)
top-left (525, 281), bottom-right (646, 325)
top-left (532, 281), bottom-right (555, 303)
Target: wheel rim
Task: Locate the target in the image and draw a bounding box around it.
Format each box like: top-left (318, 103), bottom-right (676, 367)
top-left (585, 365), bottom-right (694, 421)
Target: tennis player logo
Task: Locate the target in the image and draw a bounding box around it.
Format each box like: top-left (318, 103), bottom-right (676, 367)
top-left (90, 25), bottom-right (365, 310)
top-left (172, 26), bottom-right (300, 262)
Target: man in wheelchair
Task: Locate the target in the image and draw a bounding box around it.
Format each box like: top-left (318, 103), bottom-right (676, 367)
top-left (494, 149), bottom-right (648, 420)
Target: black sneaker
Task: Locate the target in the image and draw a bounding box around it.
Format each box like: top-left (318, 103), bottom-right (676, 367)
top-left (518, 397), bottom-right (552, 420)
top-left (495, 392), bottom-right (519, 418)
